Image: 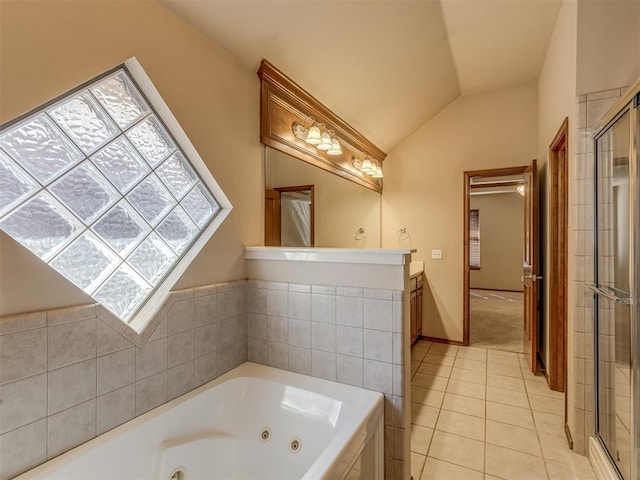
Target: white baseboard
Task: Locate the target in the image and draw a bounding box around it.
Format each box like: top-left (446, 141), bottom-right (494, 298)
top-left (589, 437), bottom-right (621, 480)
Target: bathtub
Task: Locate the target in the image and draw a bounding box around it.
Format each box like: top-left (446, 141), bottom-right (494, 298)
top-left (17, 363), bottom-right (384, 480)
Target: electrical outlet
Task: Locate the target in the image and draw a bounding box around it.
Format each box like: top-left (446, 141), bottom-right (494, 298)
top-left (431, 249), bottom-right (442, 260)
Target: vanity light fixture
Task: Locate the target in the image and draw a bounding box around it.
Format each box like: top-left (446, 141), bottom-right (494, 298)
top-left (517, 184), bottom-right (525, 196)
top-left (352, 155), bottom-right (383, 178)
top-left (292, 118), bottom-right (343, 156)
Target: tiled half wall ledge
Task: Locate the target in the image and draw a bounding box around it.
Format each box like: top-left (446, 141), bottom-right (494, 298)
top-left (1, 247), bottom-right (413, 479)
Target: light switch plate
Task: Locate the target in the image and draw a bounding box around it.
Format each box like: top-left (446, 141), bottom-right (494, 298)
top-left (431, 249), bottom-right (442, 260)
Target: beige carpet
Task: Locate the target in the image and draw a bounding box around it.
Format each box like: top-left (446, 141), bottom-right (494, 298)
top-left (470, 289), bottom-right (526, 353)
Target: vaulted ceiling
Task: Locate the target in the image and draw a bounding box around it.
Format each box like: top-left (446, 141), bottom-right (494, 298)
top-left (159, 0), bottom-right (562, 153)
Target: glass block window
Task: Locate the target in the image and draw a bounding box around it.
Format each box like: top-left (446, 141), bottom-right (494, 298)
top-left (0, 58), bottom-right (231, 331)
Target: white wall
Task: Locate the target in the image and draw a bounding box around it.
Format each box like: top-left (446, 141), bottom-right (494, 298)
top-left (381, 83), bottom-right (538, 342)
top-left (537, 0), bottom-right (578, 374)
top-left (469, 192), bottom-right (524, 292)
top-left (0, 1), bottom-right (263, 316)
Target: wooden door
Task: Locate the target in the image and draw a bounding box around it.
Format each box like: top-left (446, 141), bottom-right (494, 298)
top-left (523, 159), bottom-right (540, 373)
top-left (265, 189), bottom-right (281, 246)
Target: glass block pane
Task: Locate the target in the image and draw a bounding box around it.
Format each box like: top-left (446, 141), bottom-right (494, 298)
top-left (90, 72), bottom-right (150, 129)
top-left (0, 192), bottom-right (81, 260)
top-left (50, 161), bottom-right (119, 224)
top-left (127, 174), bottom-right (175, 226)
top-left (48, 92), bottom-right (119, 154)
top-left (92, 201), bottom-right (150, 255)
top-left (181, 183), bottom-right (220, 228)
top-left (90, 136), bottom-right (150, 193)
top-left (127, 233), bottom-right (176, 284)
top-left (156, 206), bottom-right (198, 255)
top-left (0, 151), bottom-right (39, 218)
top-left (93, 265), bottom-right (151, 321)
top-left (126, 116), bottom-right (175, 166)
top-left (156, 152), bottom-right (198, 199)
top-left (0, 114), bottom-right (83, 183)
top-left (50, 232), bottom-right (119, 293)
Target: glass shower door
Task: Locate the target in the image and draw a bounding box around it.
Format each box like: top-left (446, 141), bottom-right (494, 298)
top-left (593, 108), bottom-right (633, 479)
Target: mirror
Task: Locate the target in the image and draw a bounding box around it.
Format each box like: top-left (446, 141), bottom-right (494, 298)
top-left (265, 147), bottom-right (381, 248)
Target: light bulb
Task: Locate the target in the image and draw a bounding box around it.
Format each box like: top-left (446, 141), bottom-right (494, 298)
top-left (306, 124), bottom-right (321, 145)
top-left (327, 136), bottom-right (342, 155)
top-left (317, 131), bottom-right (332, 151)
top-left (362, 159), bottom-right (374, 174)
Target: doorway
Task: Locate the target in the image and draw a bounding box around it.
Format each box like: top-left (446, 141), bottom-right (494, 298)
top-left (463, 164), bottom-right (541, 367)
top-left (265, 185), bottom-right (315, 247)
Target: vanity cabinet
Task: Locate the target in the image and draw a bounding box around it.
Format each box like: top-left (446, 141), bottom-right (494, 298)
top-left (410, 273), bottom-right (423, 344)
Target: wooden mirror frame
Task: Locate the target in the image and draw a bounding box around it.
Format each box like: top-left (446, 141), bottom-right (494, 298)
top-left (257, 60), bottom-right (386, 193)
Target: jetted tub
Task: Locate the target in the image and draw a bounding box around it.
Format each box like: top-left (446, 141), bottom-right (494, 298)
top-left (17, 363), bottom-right (384, 480)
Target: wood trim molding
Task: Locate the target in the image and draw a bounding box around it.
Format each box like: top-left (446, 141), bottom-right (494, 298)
top-left (257, 60), bottom-right (386, 193)
top-left (421, 336), bottom-right (464, 346)
top-left (549, 117), bottom-right (569, 394)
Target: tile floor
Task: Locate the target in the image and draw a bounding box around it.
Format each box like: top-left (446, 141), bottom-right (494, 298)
top-left (410, 341), bottom-right (596, 480)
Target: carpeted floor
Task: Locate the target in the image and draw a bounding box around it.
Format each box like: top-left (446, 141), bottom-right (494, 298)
top-left (469, 289), bottom-right (526, 353)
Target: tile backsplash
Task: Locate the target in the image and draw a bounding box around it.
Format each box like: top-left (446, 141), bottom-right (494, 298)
top-left (0, 280), bottom-right (247, 480)
top-left (245, 280), bottom-right (408, 479)
top-left (0, 277), bottom-right (408, 480)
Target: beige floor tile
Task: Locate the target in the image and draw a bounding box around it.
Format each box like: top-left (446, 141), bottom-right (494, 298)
top-left (521, 368), bottom-right (546, 382)
top-left (412, 349), bottom-right (427, 362)
top-left (428, 430), bottom-right (485, 473)
top-left (424, 353), bottom-right (455, 366)
top-left (412, 385), bottom-right (445, 408)
top-left (525, 379), bottom-right (563, 398)
top-left (412, 403), bottom-right (440, 429)
top-left (486, 419), bottom-right (541, 456)
top-left (429, 344), bottom-right (459, 356)
top-left (486, 385), bottom-right (529, 408)
top-left (529, 393), bottom-right (564, 415)
top-left (442, 392), bottom-right (485, 418)
top-left (545, 458), bottom-right (597, 480)
top-left (446, 379), bottom-right (486, 399)
top-left (487, 373), bottom-right (525, 392)
top-left (450, 367), bottom-right (486, 385)
top-left (454, 357), bottom-right (487, 372)
top-left (485, 444), bottom-right (547, 480)
top-left (538, 431), bottom-right (592, 469)
top-left (487, 350), bottom-right (519, 366)
top-left (418, 362), bottom-right (452, 378)
top-left (487, 362), bottom-right (523, 378)
top-left (532, 410), bottom-right (565, 437)
top-left (436, 409), bottom-right (485, 441)
top-left (412, 372), bottom-right (449, 391)
top-left (456, 347), bottom-right (487, 361)
top-left (411, 424), bottom-right (434, 455)
top-left (420, 457), bottom-right (484, 480)
top-left (411, 452), bottom-right (426, 480)
top-left (486, 401), bottom-right (534, 429)
top-left (413, 340), bottom-right (432, 352)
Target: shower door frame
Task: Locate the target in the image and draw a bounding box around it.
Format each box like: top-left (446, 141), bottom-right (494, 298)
top-left (593, 89), bottom-right (639, 480)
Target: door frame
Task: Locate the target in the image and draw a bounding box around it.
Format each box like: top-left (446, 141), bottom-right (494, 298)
top-left (463, 165), bottom-right (529, 346)
top-left (548, 118), bottom-right (569, 393)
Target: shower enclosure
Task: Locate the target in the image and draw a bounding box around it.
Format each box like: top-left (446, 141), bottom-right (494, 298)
top-left (590, 84), bottom-right (639, 480)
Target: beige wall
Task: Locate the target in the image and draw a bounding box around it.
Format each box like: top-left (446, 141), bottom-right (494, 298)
top-left (0, 0), bottom-right (263, 316)
top-left (469, 192), bottom-right (524, 292)
top-left (381, 83), bottom-right (538, 342)
top-left (536, 0), bottom-right (577, 378)
top-left (576, 0), bottom-right (640, 96)
top-left (266, 148), bottom-right (381, 248)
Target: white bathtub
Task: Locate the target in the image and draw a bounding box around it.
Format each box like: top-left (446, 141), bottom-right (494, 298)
top-left (17, 363), bottom-right (384, 480)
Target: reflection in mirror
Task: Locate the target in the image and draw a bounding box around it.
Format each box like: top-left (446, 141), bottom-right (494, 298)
top-left (265, 147), bottom-right (381, 248)
top-left (265, 186), bottom-right (314, 247)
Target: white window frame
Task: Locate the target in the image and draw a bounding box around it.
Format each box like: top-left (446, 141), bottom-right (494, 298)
top-left (0, 58), bottom-right (232, 333)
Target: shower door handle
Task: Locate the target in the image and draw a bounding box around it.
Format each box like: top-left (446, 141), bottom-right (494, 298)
top-left (587, 284), bottom-right (632, 305)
